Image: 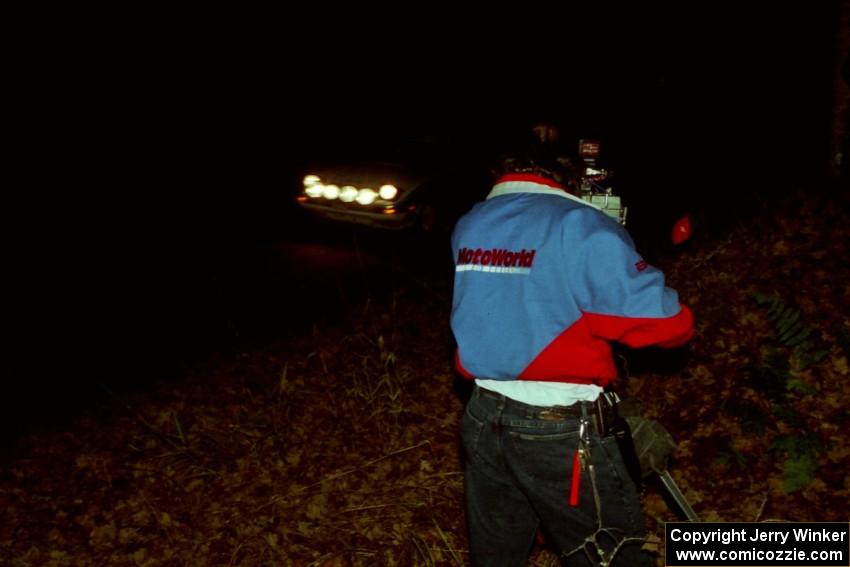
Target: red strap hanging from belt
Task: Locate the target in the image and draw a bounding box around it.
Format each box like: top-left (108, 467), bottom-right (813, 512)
top-left (569, 448), bottom-right (581, 506)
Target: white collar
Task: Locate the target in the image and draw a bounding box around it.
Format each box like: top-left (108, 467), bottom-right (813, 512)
top-left (486, 179), bottom-right (601, 211)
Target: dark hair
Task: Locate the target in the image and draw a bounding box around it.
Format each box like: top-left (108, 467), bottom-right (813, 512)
top-left (491, 122), bottom-right (583, 191)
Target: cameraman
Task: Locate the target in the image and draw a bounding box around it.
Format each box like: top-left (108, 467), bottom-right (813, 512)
top-left (451, 123), bottom-right (694, 566)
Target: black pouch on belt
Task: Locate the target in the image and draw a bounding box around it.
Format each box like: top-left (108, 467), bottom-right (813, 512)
top-left (600, 394), bottom-right (643, 485)
top-left (611, 415), bottom-right (643, 485)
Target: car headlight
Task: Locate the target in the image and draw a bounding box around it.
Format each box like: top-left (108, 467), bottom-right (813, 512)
top-left (339, 186), bottom-right (358, 202)
top-left (379, 184), bottom-right (398, 200)
top-left (303, 174), bottom-right (323, 198)
top-left (305, 184), bottom-right (324, 198)
top-left (356, 188), bottom-right (377, 205)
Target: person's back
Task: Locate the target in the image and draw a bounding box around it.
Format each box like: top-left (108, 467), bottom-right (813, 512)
top-left (452, 175), bottom-right (691, 385)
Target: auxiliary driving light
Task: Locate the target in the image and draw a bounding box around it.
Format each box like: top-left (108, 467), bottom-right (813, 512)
top-left (322, 184), bottom-right (340, 200)
top-left (379, 184), bottom-right (398, 200)
top-left (339, 186), bottom-right (358, 202)
top-left (356, 188), bottom-right (377, 205)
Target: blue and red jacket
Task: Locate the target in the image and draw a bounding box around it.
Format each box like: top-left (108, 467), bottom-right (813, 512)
top-left (450, 174), bottom-right (694, 386)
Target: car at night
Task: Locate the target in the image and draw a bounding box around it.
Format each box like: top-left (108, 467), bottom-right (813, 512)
top-left (293, 134), bottom-right (489, 235)
top-left (296, 162), bottom-right (440, 231)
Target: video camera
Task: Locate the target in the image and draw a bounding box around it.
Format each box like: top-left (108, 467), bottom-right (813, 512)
top-left (577, 139), bottom-right (628, 226)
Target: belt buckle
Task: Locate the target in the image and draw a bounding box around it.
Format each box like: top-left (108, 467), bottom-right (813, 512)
top-left (538, 409), bottom-right (566, 421)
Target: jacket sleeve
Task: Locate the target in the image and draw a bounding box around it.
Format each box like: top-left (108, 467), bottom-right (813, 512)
top-left (574, 225), bottom-right (694, 348)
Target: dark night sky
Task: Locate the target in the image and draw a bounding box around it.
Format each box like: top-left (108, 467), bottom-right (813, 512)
top-left (18, 3), bottom-right (838, 232)
top-left (2, 3), bottom-right (845, 436)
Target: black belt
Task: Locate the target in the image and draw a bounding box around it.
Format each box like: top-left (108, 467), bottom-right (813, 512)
top-left (476, 385), bottom-right (619, 435)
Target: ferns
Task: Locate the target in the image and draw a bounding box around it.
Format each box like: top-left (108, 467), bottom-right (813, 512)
top-left (748, 292), bottom-right (830, 492)
top-left (768, 433), bottom-right (823, 494)
top-left (751, 293), bottom-right (827, 370)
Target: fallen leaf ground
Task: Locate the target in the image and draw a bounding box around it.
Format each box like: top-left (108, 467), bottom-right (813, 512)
top-left (2, 186), bottom-right (848, 566)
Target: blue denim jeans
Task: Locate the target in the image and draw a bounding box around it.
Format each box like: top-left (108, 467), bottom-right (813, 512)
top-left (462, 385), bottom-right (652, 567)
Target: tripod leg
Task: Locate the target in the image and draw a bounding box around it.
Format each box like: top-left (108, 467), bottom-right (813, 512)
top-left (657, 469), bottom-right (700, 522)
